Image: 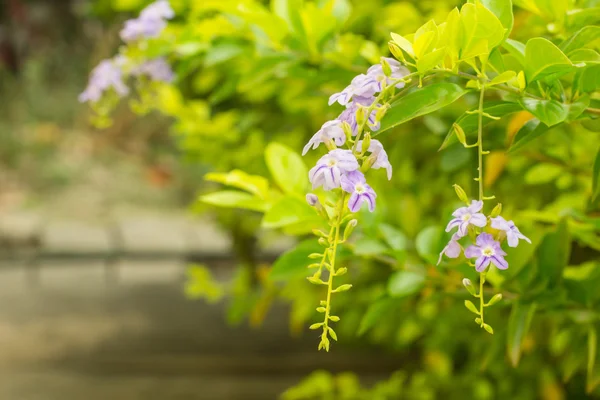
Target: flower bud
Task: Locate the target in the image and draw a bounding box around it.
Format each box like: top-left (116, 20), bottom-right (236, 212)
top-left (453, 123), bottom-right (467, 146)
top-left (342, 121), bottom-right (353, 141)
top-left (375, 105), bottom-right (388, 122)
top-left (381, 57), bottom-right (392, 76)
top-left (361, 133), bottom-right (371, 154)
top-left (306, 193), bottom-right (320, 207)
top-left (453, 184), bottom-right (470, 204)
top-left (490, 203), bottom-right (502, 218)
top-left (462, 278), bottom-right (477, 296)
top-left (388, 42), bottom-right (406, 63)
top-left (355, 106), bottom-right (366, 126)
top-left (517, 71), bottom-right (526, 91)
top-left (343, 219), bottom-right (358, 241)
top-left (483, 323), bottom-right (494, 334)
top-left (487, 293), bottom-right (503, 306)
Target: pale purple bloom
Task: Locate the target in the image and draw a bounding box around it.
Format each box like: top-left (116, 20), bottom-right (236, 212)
top-left (132, 58), bottom-right (174, 82)
top-left (308, 149), bottom-right (359, 190)
top-left (491, 216), bottom-right (531, 248)
top-left (79, 58), bottom-right (129, 103)
top-left (341, 171), bottom-right (376, 212)
top-left (306, 193), bottom-right (320, 207)
top-left (464, 233), bottom-right (508, 272)
top-left (366, 57), bottom-right (409, 89)
top-left (339, 103), bottom-right (380, 135)
top-left (445, 200), bottom-right (487, 238)
top-left (329, 74), bottom-right (380, 106)
top-left (120, 0), bottom-right (174, 42)
top-left (437, 233), bottom-right (462, 265)
top-left (302, 120), bottom-right (346, 155)
top-left (356, 139), bottom-right (392, 180)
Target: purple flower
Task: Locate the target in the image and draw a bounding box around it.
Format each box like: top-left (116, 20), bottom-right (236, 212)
top-left (329, 74), bottom-right (380, 106)
top-left (339, 103), bottom-right (380, 135)
top-left (437, 233), bottom-right (462, 265)
top-left (131, 57), bottom-right (174, 82)
top-left (491, 216), bottom-right (531, 248)
top-left (306, 193), bottom-right (320, 207)
top-left (357, 139), bottom-right (392, 180)
top-left (341, 171), bottom-right (376, 212)
top-left (302, 120), bottom-right (346, 156)
top-left (79, 58), bottom-right (129, 103)
top-left (465, 233), bottom-right (508, 272)
top-left (308, 149), bottom-right (359, 191)
top-left (120, 0), bottom-right (174, 42)
top-left (445, 200), bottom-right (487, 238)
top-left (366, 57), bottom-right (409, 89)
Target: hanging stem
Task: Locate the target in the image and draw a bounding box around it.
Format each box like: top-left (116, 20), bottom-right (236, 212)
top-left (477, 84), bottom-right (485, 201)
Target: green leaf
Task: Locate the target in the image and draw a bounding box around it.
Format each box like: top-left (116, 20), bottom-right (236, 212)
top-left (390, 32), bottom-right (415, 57)
top-left (503, 38), bottom-right (526, 67)
top-left (200, 190), bottom-right (268, 212)
top-left (561, 26), bottom-right (600, 55)
top-left (524, 38), bottom-right (573, 83)
top-left (509, 118), bottom-right (554, 153)
top-left (481, 0), bottom-right (514, 40)
top-left (415, 226), bottom-right (444, 262)
top-left (490, 71), bottom-right (517, 86)
top-left (265, 142), bottom-right (307, 196)
top-left (417, 47), bottom-right (447, 74)
top-left (269, 239), bottom-right (322, 281)
top-left (205, 169), bottom-right (269, 198)
top-left (459, 3), bottom-right (506, 59)
top-left (358, 297), bottom-right (395, 335)
top-left (525, 163), bottom-right (563, 184)
top-left (379, 224), bottom-right (409, 251)
top-left (388, 269), bottom-right (426, 298)
top-left (577, 65), bottom-right (600, 93)
top-left (262, 196), bottom-right (318, 229)
top-left (507, 302), bottom-right (537, 367)
top-left (271, 0), bottom-right (305, 37)
top-left (440, 101), bottom-right (522, 150)
top-left (593, 147), bottom-right (600, 202)
top-left (377, 83), bottom-right (469, 134)
top-left (518, 98), bottom-right (569, 127)
top-left (566, 8), bottom-right (600, 30)
top-left (538, 218), bottom-right (571, 287)
top-left (353, 238), bottom-right (389, 256)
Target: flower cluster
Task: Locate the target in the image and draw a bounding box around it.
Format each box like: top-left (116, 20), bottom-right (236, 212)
top-left (79, 57), bottom-right (174, 103)
top-left (304, 57), bottom-right (407, 214)
top-left (438, 199), bottom-right (531, 270)
top-left (303, 58), bottom-right (410, 351)
top-left (120, 0), bottom-right (174, 42)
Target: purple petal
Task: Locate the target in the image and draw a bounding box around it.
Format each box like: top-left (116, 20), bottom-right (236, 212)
top-left (363, 192), bottom-right (376, 212)
top-left (445, 239), bottom-right (461, 258)
top-left (475, 233), bottom-right (495, 247)
top-left (492, 255), bottom-right (509, 270)
top-left (445, 218), bottom-right (461, 233)
top-left (464, 245), bottom-right (482, 259)
top-left (348, 192), bottom-right (361, 213)
top-left (506, 231), bottom-right (519, 248)
top-left (469, 213), bottom-right (488, 228)
top-left (491, 216), bottom-right (510, 231)
top-left (468, 200), bottom-right (484, 214)
top-left (475, 256), bottom-right (491, 272)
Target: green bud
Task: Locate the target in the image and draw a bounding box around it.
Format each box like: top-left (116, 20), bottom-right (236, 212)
top-left (307, 263), bottom-right (321, 269)
top-left (490, 203), bottom-right (502, 218)
top-left (333, 284), bottom-right (352, 293)
top-left (328, 315), bottom-right (340, 322)
top-left (318, 237), bottom-right (328, 246)
top-left (453, 184), bottom-right (470, 204)
top-left (335, 267), bottom-right (348, 276)
top-left (328, 327), bottom-right (338, 341)
top-left (355, 106), bottom-right (366, 126)
top-left (462, 278), bottom-right (477, 296)
top-left (388, 41), bottom-right (406, 63)
top-left (309, 322), bottom-right (323, 330)
top-left (312, 229), bottom-right (327, 238)
top-left (517, 71), bottom-right (526, 91)
top-left (483, 323), bottom-right (494, 334)
top-left (343, 219), bottom-right (358, 241)
top-left (453, 123), bottom-right (467, 146)
top-left (381, 57), bottom-right (392, 76)
top-left (487, 293), bottom-right (503, 307)
top-left (375, 105), bottom-right (389, 122)
top-left (318, 336), bottom-right (330, 352)
top-left (464, 300), bottom-right (480, 315)
top-left (324, 139), bottom-right (337, 151)
top-left (361, 133), bottom-right (372, 154)
top-left (475, 317), bottom-right (482, 325)
top-left (316, 306), bottom-right (327, 313)
top-left (342, 121), bottom-right (353, 141)
top-left (308, 253), bottom-right (323, 259)
top-left (361, 155), bottom-right (377, 172)
top-left (307, 276), bottom-right (326, 285)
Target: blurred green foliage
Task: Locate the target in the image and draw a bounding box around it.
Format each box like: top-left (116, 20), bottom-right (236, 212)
top-left (84, 0), bottom-right (600, 398)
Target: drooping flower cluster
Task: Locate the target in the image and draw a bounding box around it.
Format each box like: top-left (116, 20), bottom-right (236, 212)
top-left (120, 0), bottom-right (174, 42)
top-left (304, 57), bottom-right (407, 214)
top-left (131, 57), bottom-right (175, 83)
top-left (438, 199), bottom-right (531, 272)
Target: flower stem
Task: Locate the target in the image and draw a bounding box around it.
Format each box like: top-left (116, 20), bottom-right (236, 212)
top-left (477, 83), bottom-right (485, 201)
top-left (479, 271), bottom-right (486, 327)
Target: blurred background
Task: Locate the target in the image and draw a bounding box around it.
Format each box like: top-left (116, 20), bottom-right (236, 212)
top-left (1, 0), bottom-right (599, 399)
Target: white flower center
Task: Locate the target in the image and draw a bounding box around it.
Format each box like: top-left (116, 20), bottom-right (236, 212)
top-left (482, 246), bottom-right (495, 257)
top-left (354, 183), bottom-right (365, 194)
top-left (327, 158), bottom-right (338, 167)
top-left (461, 213), bottom-right (472, 222)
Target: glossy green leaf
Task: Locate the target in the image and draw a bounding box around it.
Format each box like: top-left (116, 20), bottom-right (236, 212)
top-left (592, 147), bottom-right (600, 202)
top-left (577, 65), bottom-right (600, 93)
top-left (524, 38), bottom-right (573, 82)
top-left (440, 101), bottom-right (522, 150)
top-left (525, 163), bottom-right (563, 184)
top-left (519, 98), bottom-right (569, 127)
top-left (566, 8), bottom-right (600, 30)
top-left (265, 142), bottom-right (307, 196)
top-left (538, 218), bottom-right (571, 287)
top-left (262, 196), bottom-right (318, 229)
top-left (509, 118), bottom-right (553, 153)
top-left (388, 269), bottom-right (426, 298)
top-left (507, 302), bottom-right (537, 366)
top-left (379, 224), bottom-right (409, 251)
top-left (415, 226), bottom-right (444, 262)
top-left (358, 297), bottom-right (395, 335)
top-left (503, 38), bottom-right (526, 67)
top-left (490, 71), bottom-right (517, 85)
top-left (569, 49), bottom-right (600, 63)
top-left (481, 0), bottom-right (514, 40)
top-left (205, 169), bottom-right (269, 198)
top-left (377, 83), bottom-right (469, 134)
top-left (353, 238), bottom-right (389, 256)
top-left (460, 3), bottom-right (506, 59)
top-left (269, 239), bottom-right (322, 281)
top-left (390, 32), bottom-right (415, 57)
top-left (561, 26), bottom-right (600, 55)
top-left (199, 190), bottom-right (268, 212)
